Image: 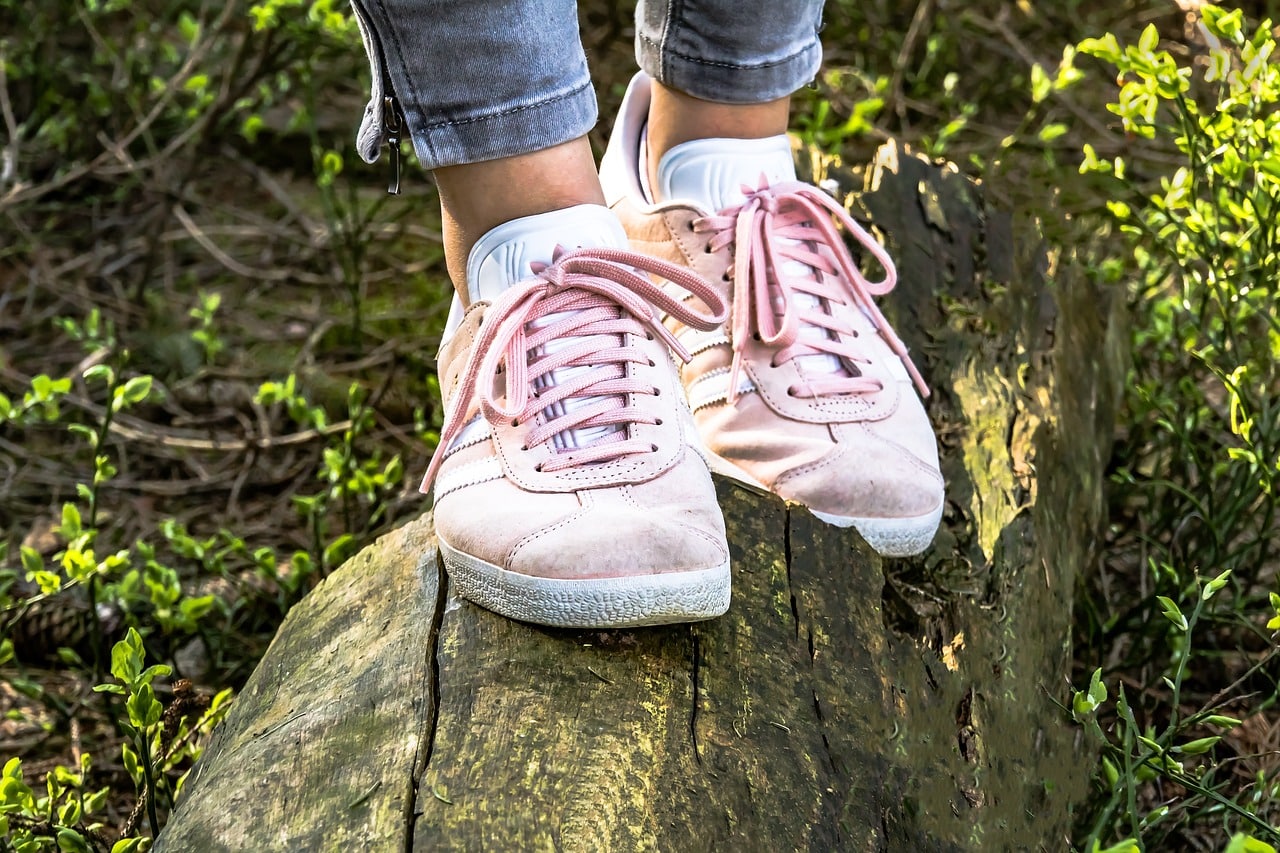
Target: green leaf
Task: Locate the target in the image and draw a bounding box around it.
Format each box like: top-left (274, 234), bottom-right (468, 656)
top-left (1258, 158), bottom-right (1280, 179)
top-left (1156, 595), bottom-right (1188, 631)
top-left (127, 683), bottom-right (163, 729)
top-left (57, 797), bottom-right (83, 828)
top-left (1173, 735), bottom-right (1221, 755)
top-left (1138, 23), bottom-right (1159, 55)
top-left (117, 376), bottom-right (153, 410)
top-left (1078, 33), bottom-right (1122, 63)
top-left (1093, 839), bottom-right (1139, 853)
top-left (59, 503), bottom-right (82, 539)
top-left (82, 364), bottom-right (114, 386)
top-left (111, 840), bottom-right (147, 853)
top-left (56, 828), bottom-right (91, 853)
top-left (138, 663), bottom-right (173, 685)
top-left (1031, 63), bottom-right (1052, 104)
top-left (111, 627), bottom-right (145, 686)
top-left (20, 546), bottom-right (43, 577)
top-left (120, 743), bottom-right (140, 785)
top-left (1100, 756), bottom-right (1119, 789)
top-left (1201, 569), bottom-right (1232, 601)
top-left (1073, 668), bottom-right (1107, 719)
top-left (1224, 834), bottom-right (1278, 853)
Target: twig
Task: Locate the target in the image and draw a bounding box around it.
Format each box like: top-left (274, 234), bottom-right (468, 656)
top-left (887, 0), bottom-right (935, 125)
top-left (0, 49), bottom-right (20, 190)
top-left (173, 204), bottom-right (294, 282)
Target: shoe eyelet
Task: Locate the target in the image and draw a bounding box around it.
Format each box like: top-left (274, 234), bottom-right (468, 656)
top-left (786, 388), bottom-right (797, 397)
top-left (721, 273), bottom-right (730, 282)
top-left (511, 418), bottom-right (519, 427)
top-left (645, 332), bottom-right (654, 341)
top-left (655, 418), bottom-right (664, 426)
top-left (703, 245), bottom-right (712, 254)
top-left (648, 358), bottom-right (655, 367)
top-left (534, 463), bottom-right (544, 472)
top-left (650, 443), bottom-right (659, 452)
top-left (520, 444), bottom-right (529, 451)
top-left (752, 332), bottom-right (761, 342)
top-left (652, 387), bottom-right (661, 396)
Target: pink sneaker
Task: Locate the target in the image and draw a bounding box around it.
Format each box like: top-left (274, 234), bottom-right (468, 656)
top-left (421, 206), bottom-right (732, 627)
top-left (601, 74), bottom-right (943, 557)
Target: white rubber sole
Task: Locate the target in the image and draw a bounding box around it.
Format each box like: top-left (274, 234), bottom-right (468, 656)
top-left (438, 537), bottom-right (731, 629)
top-left (705, 452), bottom-right (942, 558)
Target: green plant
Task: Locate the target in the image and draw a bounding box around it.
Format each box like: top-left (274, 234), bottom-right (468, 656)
top-left (1072, 573), bottom-right (1279, 851)
top-left (257, 375), bottom-right (403, 575)
top-left (0, 629), bottom-right (231, 852)
top-left (1071, 5), bottom-right (1280, 849)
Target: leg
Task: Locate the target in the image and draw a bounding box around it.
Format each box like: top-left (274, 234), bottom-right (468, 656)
top-left (434, 139), bottom-right (604, 295)
top-left (350, 0), bottom-right (602, 300)
top-left (634, 0), bottom-right (825, 199)
top-left (599, 3), bottom-right (945, 556)
top-left (350, 0), bottom-right (732, 627)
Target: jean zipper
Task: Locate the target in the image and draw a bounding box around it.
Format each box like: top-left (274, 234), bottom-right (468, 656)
top-left (350, 0), bottom-right (405, 195)
top-left (383, 95), bottom-right (403, 194)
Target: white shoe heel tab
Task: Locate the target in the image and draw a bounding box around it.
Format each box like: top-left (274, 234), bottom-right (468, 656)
top-left (464, 204), bottom-right (628, 303)
top-left (601, 72), bottom-right (655, 209)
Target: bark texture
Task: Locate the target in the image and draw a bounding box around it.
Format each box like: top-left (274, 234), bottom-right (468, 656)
top-left (157, 142), bottom-right (1126, 852)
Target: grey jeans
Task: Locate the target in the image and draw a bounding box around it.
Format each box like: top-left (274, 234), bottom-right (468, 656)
top-left (351, 0), bottom-right (825, 173)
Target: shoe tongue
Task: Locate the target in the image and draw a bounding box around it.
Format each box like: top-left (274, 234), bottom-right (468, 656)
top-left (658, 137), bottom-right (845, 380)
top-left (656, 135), bottom-right (796, 212)
top-left (465, 204), bottom-right (629, 303)
top-left (465, 205), bottom-right (633, 454)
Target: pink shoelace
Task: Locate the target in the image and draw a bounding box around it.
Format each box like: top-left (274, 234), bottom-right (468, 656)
top-left (692, 179), bottom-right (929, 402)
top-left (420, 247), bottom-right (728, 492)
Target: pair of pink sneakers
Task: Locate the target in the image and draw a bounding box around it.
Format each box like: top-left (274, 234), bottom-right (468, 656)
top-left (420, 74), bottom-right (944, 629)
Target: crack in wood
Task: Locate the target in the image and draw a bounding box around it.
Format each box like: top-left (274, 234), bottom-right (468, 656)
top-left (690, 628), bottom-right (703, 765)
top-left (784, 507), bottom-right (800, 636)
top-left (404, 549), bottom-right (449, 849)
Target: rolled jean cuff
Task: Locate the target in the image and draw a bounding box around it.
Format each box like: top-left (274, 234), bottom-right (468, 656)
top-left (407, 81), bottom-right (598, 170)
top-left (636, 38), bottom-right (822, 104)
top-left (635, 0), bottom-right (825, 105)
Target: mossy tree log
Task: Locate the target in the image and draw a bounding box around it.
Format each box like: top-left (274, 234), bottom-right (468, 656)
top-left (156, 142), bottom-right (1125, 852)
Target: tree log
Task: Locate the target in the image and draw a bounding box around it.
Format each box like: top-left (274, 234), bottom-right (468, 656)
top-left (156, 142), bottom-right (1126, 852)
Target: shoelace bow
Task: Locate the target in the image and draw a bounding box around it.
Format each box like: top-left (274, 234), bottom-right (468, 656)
top-left (420, 247), bottom-right (728, 492)
top-left (692, 179), bottom-right (929, 402)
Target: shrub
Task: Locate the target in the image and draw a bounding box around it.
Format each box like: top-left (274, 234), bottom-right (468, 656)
top-left (1071, 6), bottom-right (1280, 850)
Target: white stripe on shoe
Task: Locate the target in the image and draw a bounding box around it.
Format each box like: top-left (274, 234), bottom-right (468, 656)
top-left (442, 415), bottom-right (491, 456)
top-left (434, 456), bottom-right (504, 499)
top-left (686, 367), bottom-right (756, 411)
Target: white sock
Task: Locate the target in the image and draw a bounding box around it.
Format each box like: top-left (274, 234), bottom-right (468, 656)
top-left (653, 136), bottom-right (844, 378)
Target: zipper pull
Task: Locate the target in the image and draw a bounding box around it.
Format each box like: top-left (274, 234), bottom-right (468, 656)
top-left (384, 96), bottom-right (402, 195)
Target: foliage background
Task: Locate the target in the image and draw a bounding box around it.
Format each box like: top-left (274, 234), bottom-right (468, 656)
top-left (0, 0), bottom-right (1276, 850)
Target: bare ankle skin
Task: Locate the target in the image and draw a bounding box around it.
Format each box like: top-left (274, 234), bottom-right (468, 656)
top-left (644, 81), bottom-right (791, 201)
top-left (434, 136), bottom-right (605, 303)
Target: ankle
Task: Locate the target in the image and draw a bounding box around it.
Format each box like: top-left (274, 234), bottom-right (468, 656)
top-left (434, 137), bottom-right (606, 299)
top-left (645, 81), bottom-right (790, 201)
